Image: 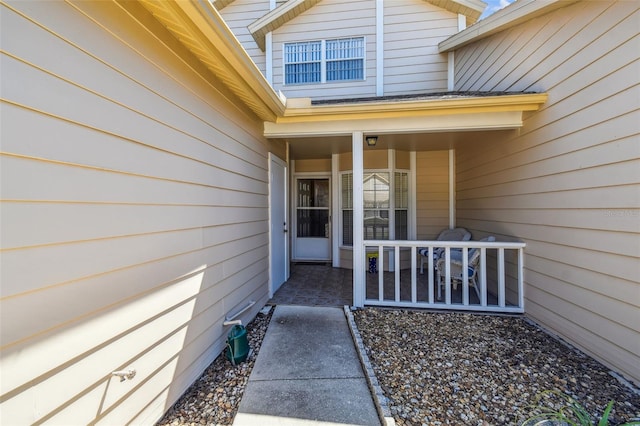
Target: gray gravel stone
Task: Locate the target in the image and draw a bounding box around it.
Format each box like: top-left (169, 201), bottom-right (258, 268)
top-left (353, 308), bottom-right (640, 425)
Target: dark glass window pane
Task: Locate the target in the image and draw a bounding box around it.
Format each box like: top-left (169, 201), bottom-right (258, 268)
top-left (395, 210), bottom-right (408, 240)
top-left (364, 209), bottom-right (389, 240)
top-left (343, 210), bottom-right (353, 246)
top-left (297, 210), bottom-right (329, 238)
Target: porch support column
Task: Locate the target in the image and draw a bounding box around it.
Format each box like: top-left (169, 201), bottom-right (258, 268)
top-left (332, 153), bottom-right (340, 268)
top-left (449, 149), bottom-right (456, 229)
top-left (352, 131), bottom-right (365, 307)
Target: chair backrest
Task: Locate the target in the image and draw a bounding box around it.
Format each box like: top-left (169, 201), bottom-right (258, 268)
top-left (436, 227), bottom-right (471, 242)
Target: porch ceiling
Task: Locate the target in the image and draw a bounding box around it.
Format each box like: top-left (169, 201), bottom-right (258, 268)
top-left (284, 129), bottom-right (518, 159)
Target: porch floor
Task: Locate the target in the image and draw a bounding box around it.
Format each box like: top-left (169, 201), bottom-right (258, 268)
top-left (268, 263), bottom-right (353, 306)
top-left (268, 263), bottom-right (505, 308)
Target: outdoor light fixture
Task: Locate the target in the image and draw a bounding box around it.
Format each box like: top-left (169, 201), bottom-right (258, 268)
top-left (366, 136), bottom-right (378, 146)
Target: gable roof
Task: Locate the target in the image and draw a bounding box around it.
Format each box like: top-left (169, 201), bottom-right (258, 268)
top-left (248, 0), bottom-right (486, 51)
top-left (439, 0), bottom-right (579, 52)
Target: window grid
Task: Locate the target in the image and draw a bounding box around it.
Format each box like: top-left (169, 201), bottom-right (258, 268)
top-left (341, 170), bottom-right (409, 246)
top-left (284, 37), bottom-right (365, 85)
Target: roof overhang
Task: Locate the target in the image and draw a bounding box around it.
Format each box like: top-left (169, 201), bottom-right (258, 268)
top-left (439, 0), bottom-right (579, 52)
top-left (126, 0), bottom-right (285, 121)
top-left (265, 93), bottom-right (548, 137)
top-left (249, 0), bottom-right (486, 52)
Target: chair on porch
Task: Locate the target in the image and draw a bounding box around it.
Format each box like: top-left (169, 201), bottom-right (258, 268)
top-left (435, 236), bottom-right (495, 300)
top-left (418, 227), bottom-right (471, 274)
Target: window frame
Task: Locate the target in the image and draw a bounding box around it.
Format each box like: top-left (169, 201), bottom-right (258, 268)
top-left (283, 37), bottom-right (366, 86)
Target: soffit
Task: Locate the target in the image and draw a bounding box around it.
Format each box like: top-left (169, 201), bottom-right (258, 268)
top-left (425, 0), bottom-right (485, 24)
top-left (248, 0), bottom-right (485, 52)
top-left (132, 0), bottom-right (285, 121)
top-left (439, 0), bottom-right (579, 52)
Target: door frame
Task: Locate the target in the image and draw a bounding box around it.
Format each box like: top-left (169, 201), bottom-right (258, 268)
top-left (291, 172), bottom-right (332, 262)
top-left (269, 153), bottom-right (288, 298)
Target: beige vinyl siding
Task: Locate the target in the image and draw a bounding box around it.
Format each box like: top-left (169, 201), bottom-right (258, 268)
top-left (383, 0), bottom-right (457, 95)
top-left (416, 151), bottom-right (450, 239)
top-left (272, 0), bottom-right (377, 100)
top-left (1, 1), bottom-right (272, 424)
top-left (452, 1), bottom-right (640, 384)
top-left (217, 0), bottom-right (269, 75)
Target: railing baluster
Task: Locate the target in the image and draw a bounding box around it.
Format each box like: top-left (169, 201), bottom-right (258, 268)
top-left (378, 245), bottom-right (384, 301)
top-left (445, 247), bottom-right (451, 305)
top-left (498, 248), bottom-right (505, 308)
top-left (462, 247), bottom-right (469, 306)
top-left (411, 246), bottom-right (417, 303)
top-left (395, 247), bottom-right (400, 302)
top-left (428, 247), bottom-right (434, 304)
top-left (480, 248), bottom-right (487, 307)
top-left (518, 248), bottom-right (524, 310)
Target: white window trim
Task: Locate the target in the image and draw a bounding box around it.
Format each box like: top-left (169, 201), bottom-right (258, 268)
top-left (283, 37), bottom-right (366, 86)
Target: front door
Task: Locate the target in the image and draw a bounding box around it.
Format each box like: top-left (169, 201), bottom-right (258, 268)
top-left (269, 154), bottom-right (288, 296)
top-left (294, 178), bottom-right (331, 261)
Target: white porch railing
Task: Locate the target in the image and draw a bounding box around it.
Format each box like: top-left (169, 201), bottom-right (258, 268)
top-left (362, 240), bottom-right (525, 313)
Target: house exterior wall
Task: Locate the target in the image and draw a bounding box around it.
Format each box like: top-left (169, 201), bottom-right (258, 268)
top-left (383, 0), bottom-right (456, 95)
top-left (221, 0), bottom-right (456, 100)
top-left (0, 1), bottom-right (273, 423)
top-left (416, 150), bottom-right (450, 239)
top-left (452, 1), bottom-right (640, 384)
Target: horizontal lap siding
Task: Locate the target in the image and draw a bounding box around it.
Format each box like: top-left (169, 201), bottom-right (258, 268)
top-left (272, 0), bottom-right (377, 100)
top-left (383, 0), bottom-right (456, 95)
top-left (453, 1), bottom-right (640, 384)
top-left (218, 0), bottom-right (268, 74)
top-left (0, 1), bottom-right (271, 424)
top-left (416, 151), bottom-right (450, 239)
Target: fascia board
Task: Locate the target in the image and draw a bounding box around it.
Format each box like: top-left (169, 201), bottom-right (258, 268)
top-left (439, 0), bottom-right (579, 52)
top-left (265, 111), bottom-right (525, 138)
top-left (280, 93), bottom-right (548, 123)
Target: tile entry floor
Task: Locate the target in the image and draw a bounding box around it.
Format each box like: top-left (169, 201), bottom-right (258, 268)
top-left (269, 263), bottom-right (504, 308)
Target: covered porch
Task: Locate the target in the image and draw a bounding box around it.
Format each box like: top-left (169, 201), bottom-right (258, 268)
top-left (267, 92), bottom-right (547, 314)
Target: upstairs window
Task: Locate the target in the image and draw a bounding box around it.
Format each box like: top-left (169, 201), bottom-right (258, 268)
top-left (284, 41), bottom-right (322, 84)
top-left (284, 37), bottom-right (365, 85)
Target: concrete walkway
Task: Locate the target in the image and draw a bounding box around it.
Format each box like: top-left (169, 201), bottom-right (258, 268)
top-left (233, 305), bottom-right (382, 425)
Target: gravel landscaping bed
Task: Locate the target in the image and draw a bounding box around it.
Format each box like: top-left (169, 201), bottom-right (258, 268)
top-left (353, 308), bottom-right (640, 425)
top-left (156, 309), bottom-right (273, 426)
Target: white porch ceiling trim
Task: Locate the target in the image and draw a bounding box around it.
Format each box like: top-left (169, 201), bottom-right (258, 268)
top-left (264, 110), bottom-right (524, 138)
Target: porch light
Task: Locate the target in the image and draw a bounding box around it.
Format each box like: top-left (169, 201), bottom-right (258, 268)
top-left (365, 136), bottom-right (378, 146)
